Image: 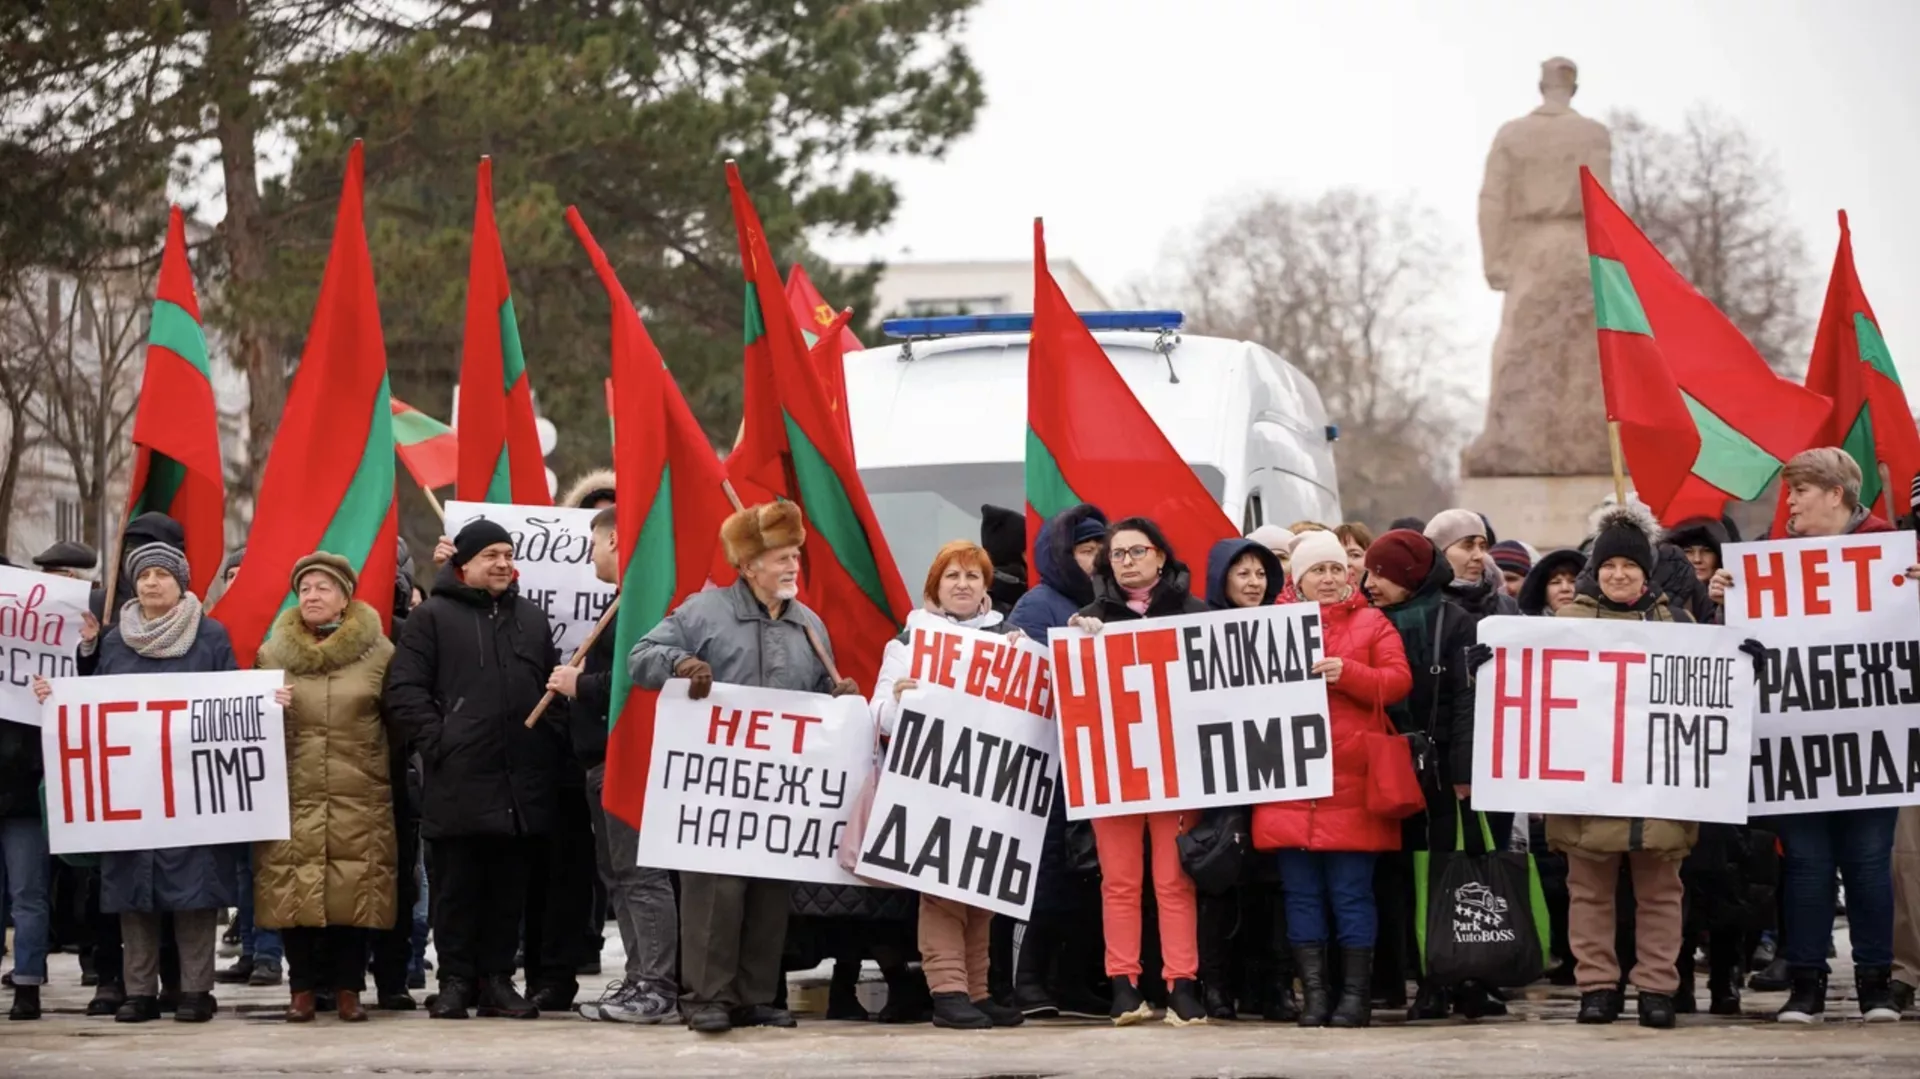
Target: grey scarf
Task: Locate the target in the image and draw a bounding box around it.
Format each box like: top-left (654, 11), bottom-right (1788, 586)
top-left (117, 592), bottom-right (205, 660)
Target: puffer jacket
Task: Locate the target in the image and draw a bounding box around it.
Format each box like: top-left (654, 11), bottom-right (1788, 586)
top-left (1007, 504), bottom-right (1107, 639)
top-left (1253, 590), bottom-right (1413, 853)
top-left (1545, 584), bottom-right (1699, 860)
top-left (628, 577), bottom-right (836, 695)
top-left (253, 602), bottom-right (398, 930)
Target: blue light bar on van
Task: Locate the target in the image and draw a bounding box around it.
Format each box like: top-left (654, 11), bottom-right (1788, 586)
top-left (880, 310), bottom-right (1184, 339)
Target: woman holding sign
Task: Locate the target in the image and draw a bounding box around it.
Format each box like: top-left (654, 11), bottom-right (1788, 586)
top-left (1251, 531), bottom-right (1412, 1030)
top-left (253, 553), bottom-right (398, 1023)
top-left (1068, 517), bottom-right (1212, 1026)
top-left (36, 542), bottom-right (240, 1024)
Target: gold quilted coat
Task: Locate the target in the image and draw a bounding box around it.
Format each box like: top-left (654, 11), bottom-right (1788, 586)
top-left (253, 602), bottom-right (398, 929)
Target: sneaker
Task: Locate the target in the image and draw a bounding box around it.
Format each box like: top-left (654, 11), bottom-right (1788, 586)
top-left (1893, 980), bottom-right (1916, 1016)
top-left (1749, 934), bottom-right (1776, 970)
top-left (577, 980), bottom-right (632, 1022)
top-left (603, 988), bottom-right (678, 1026)
top-left (1165, 979), bottom-right (1209, 1027)
top-left (248, 957), bottom-right (284, 987)
top-left (1056, 985), bottom-right (1111, 1020)
top-left (1776, 972), bottom-right (1826, 1024)
top-left (1637, 992), bottom-right (1676, 1029)
top-left (930, 992), bottom-right (991, 1030)
top-left (1109, 976), bottom-right (1152, 1027)
top-left (1014, 981), bottom-right (1060, 1019)
top-left (1748, 957), bottom-right (1791, 993)
top-left (1577, 989), bottom-right (1623, 1025)
top-left (1856, 967), bottom-right (1901, 1024)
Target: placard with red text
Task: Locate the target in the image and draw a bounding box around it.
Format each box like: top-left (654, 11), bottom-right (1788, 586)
top-left (1469, 618), bottom-right (1754, 824)
top-left (1725, 532), bottom-right (1920, 814)
top-left (39, 670), bottom-right (290, 855)
top-left (1049, 604), bottom-right (1333, 820)
top-left (636, 679), bottom-right (872, 885)
top-left (0, 565), bottom-right (91, 726)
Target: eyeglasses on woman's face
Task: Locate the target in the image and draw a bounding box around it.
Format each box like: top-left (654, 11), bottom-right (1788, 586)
top-left (1109, 545), bottom-right (1158, 564)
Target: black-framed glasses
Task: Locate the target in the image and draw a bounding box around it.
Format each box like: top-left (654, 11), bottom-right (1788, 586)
top-left (1109, 545), bottom-right (1158, 564)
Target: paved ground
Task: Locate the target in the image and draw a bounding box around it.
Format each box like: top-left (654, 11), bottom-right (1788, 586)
top-left (2, 937), bottom-right (1916, 1077)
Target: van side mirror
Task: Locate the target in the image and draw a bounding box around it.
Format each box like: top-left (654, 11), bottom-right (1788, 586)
top-left (1325, 424), bottom-right (1340, 442)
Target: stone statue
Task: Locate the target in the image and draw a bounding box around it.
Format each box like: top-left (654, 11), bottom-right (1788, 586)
top-left (1462, 58), bottom-right (1614, 477)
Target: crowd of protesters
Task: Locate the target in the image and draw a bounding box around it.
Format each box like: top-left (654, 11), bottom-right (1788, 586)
top-left (2, 446), bottom-right (1917, 1033)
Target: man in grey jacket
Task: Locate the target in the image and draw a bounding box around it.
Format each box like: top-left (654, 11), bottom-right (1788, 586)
top-left (628, 501), bottom-right (859, 1034)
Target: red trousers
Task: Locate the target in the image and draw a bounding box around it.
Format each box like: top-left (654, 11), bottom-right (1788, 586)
top-left (1091, 811), bottom-right (1198, 982)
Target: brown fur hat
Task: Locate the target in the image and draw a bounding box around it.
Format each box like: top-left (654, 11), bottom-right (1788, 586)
top-left (722, 501), bottom-right (807, 568)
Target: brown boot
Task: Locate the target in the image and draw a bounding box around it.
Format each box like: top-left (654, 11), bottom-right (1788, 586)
top-left (286, 991), bottom-right (317, 1023)
top-left (336, 990), bottom-right (367, 1023)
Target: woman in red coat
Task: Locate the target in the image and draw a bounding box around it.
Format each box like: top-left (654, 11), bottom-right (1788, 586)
top-left (1252, 531), bottom-right (1412, 1029)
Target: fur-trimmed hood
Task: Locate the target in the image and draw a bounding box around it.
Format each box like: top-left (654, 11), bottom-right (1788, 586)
top-left (560, 469), bottom-right (618, 510)
top-left (259, 600), bottom-right (386, 676)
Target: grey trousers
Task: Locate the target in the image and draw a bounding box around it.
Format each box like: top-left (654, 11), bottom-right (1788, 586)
top-left (586, 764), bottom-right (679, 994)
top-left (679, 871), bottom-right (789, 1014)
top-left (124, 909), bottom-right (218, 995)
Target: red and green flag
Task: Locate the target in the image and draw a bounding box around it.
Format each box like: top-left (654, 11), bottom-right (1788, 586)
top-left (216, 141), bottom-right (398, 667)
top-left (456, 157), bottom-right (549, 506)
top-left (1580, 166), bottom-right (1829, 524)
top-left (1026, 218), bottom-right (1234, 592)
top-left (390, 397), bottom-right (459, 492)
top-left (726, 162), bottom-right (910, 695)
top-left (786, 264), bottom-right (860, 459)
top-left (567, 206), bottom-right (737, 829)
top-left (125, 205), bottom-right (225, 600)
top-left (1800, 210), bottom-right (1919, 516)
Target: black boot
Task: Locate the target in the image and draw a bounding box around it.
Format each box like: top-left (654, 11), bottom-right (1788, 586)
top-left (173, 991), bottom-right (217, 1023)
top-left (972, 996), bottom-right (1025, 1027)
top-left (826, 959), bottom-right (868, 1021)
top-left (1637, 991), bottom-right (1676, 1029)
top-left (1202, 982), bottom-right (1235, 1021)
top-left (1775, 971), bottom-right (1825, 1024)
top-left (1166, 978), bottom-right (1209, 1027)
top-left (428, 976), bottom-right (475, 1020)
top-left (1407, 979), bottom-right (1449, 1021)
top-left (1328, 947), bottom-right (1373, 1029)
top-left (87, 980), bottom-right (125, 1017)
top-left (929, 991), bottom-right (991, 1030)
top-left (114, 995), bottom-right (161, 1023)
top-left (1748, 956), bottom-right (1791, 992)
top-left (213, 955), bottom-right (254, 985)
top-left (1292, 945), bottom-right (1331, 1028)
top-left (877, 962), bottom-right (931, 1024)
top-left (1577, 988), bottom-right (1623, 1025)
top-left (1708, 966), bottom-right (1742, 1016)
top-left (9, 986), bottom-right (40, 1021)
top-left (1856, 966), bottom-right (1901, 1023)
top-left (1109, 975), bottom-right (1150, 1026)
top-left (477, 974), bottom-right (538, 1019)
top-left (528, 981), bottom-right (577, 1013)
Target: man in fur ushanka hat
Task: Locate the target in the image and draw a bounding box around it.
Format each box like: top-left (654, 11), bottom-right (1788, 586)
top-left (628, 500), bottom-right (859, 1034)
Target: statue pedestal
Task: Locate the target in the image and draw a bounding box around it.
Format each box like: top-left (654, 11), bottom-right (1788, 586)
top-left (1455, 475), bottom-right (1617, 550)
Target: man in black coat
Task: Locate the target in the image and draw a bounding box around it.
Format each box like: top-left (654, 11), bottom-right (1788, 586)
top-left (385, 519), bottom-right (570, 1020)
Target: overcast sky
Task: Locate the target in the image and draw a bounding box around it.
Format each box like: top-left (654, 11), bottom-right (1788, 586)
top-left (814, 0), bottom-right (1920, 390)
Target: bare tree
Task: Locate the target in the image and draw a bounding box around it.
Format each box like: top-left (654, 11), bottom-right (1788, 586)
top-left (1153, 190), bottom-right (1467, 527)
top-left (1610, 107), bottom-right (1810, 373)
top-left (0, 276), bottom-right (52, 554)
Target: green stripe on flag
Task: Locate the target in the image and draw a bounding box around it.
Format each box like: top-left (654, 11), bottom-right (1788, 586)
top-left (1589, 257), bottom-right (1652, 336)
top-left (484, 449), bottom-right (514, 503)
top-left (783, 412), bottom-right (890, 616)
top-left (609, 467), bottom-right (677, 724)
top-left (1682, 391), bottom-right (1781, 500)
top-left (131, 453), bottom-right (188, 517)
top-left (1842, 403), bottom-right (1883, 508)
top-left (743, 283), bottom-right (766, 345)
top-left (282, 376), bottom-right (397, 615)
top-left (1024, 427), bottom-right (1082, 522)
top-left (391, 407), bottom-right (451, 447)
top-left (499, 298), bottom-right (528, 384)
top-left (1855, 314), bottom-right (1902, 387)
top-left (148, 300), bottom-right (211, 379)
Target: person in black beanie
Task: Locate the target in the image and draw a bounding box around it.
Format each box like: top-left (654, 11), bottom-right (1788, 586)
top-left (385, 518), bottom-right (570, 1020)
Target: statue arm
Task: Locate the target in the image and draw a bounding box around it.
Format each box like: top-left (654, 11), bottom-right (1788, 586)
top-left (1478, 137), bottom-right (1511, 291)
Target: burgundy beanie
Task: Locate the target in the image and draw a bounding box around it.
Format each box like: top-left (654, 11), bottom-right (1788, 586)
top-left (1491, 540), bottom-right (1533, 576)
top-left (1365, 529), bottom-right (1434, 593)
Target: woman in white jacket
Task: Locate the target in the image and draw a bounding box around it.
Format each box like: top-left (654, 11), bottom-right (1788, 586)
top-left (869, 540), bottom-right (1025, 1030)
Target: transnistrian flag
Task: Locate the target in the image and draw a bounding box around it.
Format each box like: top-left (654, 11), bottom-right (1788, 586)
top-left (125, 205), bottom-right (225, 600)
top-left (726, 162), bottom-right (910, 695)
top-left (456, 157), bottom-right (549, 505)
top-left (785, 264), bottom-right (860, 458)
top-left (567, 206), bottom-right (736, 830)
top-left (390, 397), bottom-right (459, 491)
top-left (216, 141), bottom-right (398, 667)
top-left (1579, 166), bottom-right (1829, 524)
top-left (1801, 210), bottom-right (1920, 515)
top-left (1025, 218), bottom-right (1234, 592)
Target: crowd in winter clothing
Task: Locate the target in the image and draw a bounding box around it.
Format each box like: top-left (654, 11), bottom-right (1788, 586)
top-left (3, 445), bottom-right (1919, 1034)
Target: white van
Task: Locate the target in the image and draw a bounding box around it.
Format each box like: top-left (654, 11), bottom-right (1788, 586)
top-left (843, 312), bottom-right (1343, 585)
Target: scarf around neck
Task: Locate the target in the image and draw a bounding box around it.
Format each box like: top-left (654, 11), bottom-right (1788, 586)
top-left (1122, 581), bottom-right (1154, 615)
top-left (118, 592), bottom-right (205, 660)
top-left (1382, 588), bottom-right (1442, 670)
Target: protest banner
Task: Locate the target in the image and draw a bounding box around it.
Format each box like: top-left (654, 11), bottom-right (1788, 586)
top-left (854, 618), bottom-right (1058, 918)
top-left (1048, 603), bottom-right (1333, 820)
top-left (0, 566), bottom-right (91, 726)
top-left (1725, 532), bottom-right (1920, 814)
top-left (443, 500), bottom-right (615, 656)
top-left (39, 670), bottom-right (290, 855)
top-left (636, 679), bottom-right (871, 885)
top-left (1469, 616), bottom-right (1755, 825)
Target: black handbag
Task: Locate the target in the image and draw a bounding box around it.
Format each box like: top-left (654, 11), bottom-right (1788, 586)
top-left (1177, 807), bottom-right (1250, 895)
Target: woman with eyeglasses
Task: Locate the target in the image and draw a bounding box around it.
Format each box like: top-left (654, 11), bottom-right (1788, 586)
top-left (1066, 517), bottom-right (1210, 1026)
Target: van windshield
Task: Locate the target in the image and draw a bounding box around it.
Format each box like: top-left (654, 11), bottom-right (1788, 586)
top-left (860, 462), bottom-right (1226, 587)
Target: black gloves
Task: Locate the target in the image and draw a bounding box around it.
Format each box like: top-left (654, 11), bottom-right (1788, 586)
top-left (1738, 639), bottom-right (1770, 683)
top-left (1465, 643), bottom-right (1493, 672)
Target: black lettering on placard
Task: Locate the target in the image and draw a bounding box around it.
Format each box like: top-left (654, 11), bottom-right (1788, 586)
top-left (766, 814), bottom-right (793, 854)
top-left (1646, 712), bottom-right (1729, 789)
top-left (999, 838), bottom-right (1032, 906)
top-left (1245, 717), bottom-right (1291, 793)
top-left (972, 732), bottom-right (1003, 796)
top-left (820, 769), bottom-right (846, 811)
top-left (1763, 641), bottom-right (1920, 714)
top-left (1778, 737), bottom-right (1805, 801)
top-left (1804, 736), bottom-right (1833, 799)
top-left (795, 819), bottom-right (823, 859)
top-left (1197, 722), bottom-right (1236, 795)
top-left (910, 816), bottom-right (951, 881)
top-left (1029, 758), bottom-right (1054, 818)
top-left (1750, 738), bottom-right (1773, 804)
top-left (1292, 714), bottom-right (1329, 787)
top-left (940, 728), bottom-right (974, 793)
top-left (1183, 614), bottom-right (1324, 693)
top-left (909, 715), bottom-right (947, 785)
top-left (829, 819), bottom-right (848, 859)
top-left (189, 747), bottom-right (263, 815)
top-left (959, 825), bottom-right (1002, 896)
top-left (778, 765), bottom-right (811, 806)
top-left (678, 804), bottom-right (702, 843)
top-left (862, 804), bottom-right (910, 871)
top-left (1834, 733), bottom-right (1864, 798)
top-left (1867, 730), bottom-right (1906, 795)
top-left (890, 709), bottom-right (925, 774)
top-left (990, 735), bottom-right (1024, 806)
top-left (705, 808), bottom-right (731, 846)
top-left (737, 809), bottom-right (761, 847)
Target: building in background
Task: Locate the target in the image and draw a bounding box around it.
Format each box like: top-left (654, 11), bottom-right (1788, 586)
top-left (863, 259), bottom-right (1110, 319)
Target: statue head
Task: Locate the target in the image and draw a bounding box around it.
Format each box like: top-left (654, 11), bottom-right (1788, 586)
top-left (1539, 57), bottom-right (1578, 107)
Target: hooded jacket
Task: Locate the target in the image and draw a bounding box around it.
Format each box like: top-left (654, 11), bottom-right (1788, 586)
top-left (1253, 589), bottom-right (1413, 853)
top-left (1204, 538), bottom-right (1282, 610)
top-left (980, 504), bottom-right (1030, 616)
top-left (1373, 552), bottom-right (1478, 782)
top-left (561, 468), bottom-right (618, 510)
top-left (1008, 504), bottom-right (1107, 638)
top-left (383, 563), bottom-right (570, 839)
top-left (1445, 566), bottom-right (1520, 621)
top-left (1517, 549), bottom-right (1587, 617)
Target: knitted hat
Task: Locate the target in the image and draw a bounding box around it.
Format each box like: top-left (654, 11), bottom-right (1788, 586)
top-left (126, 541), bottom-right (191, 593)
top-left (1490, 540), bottom-right (1533, 577)
top-left (1588, 504), bottom-right (1657, 576)
top-left (291, 551), bottom-right (357, 596)
top-left (1365, 529), bottom-right (1434, 593)
top-left (1289, 531), bottom-right (1348, 579)
top-left (721, 501), bottom-right (807, 568)
top-left (452, 519), bottom-right (516, 567)
top-left (1245, 524), bottom-right (1297, 557)
top-left (1423, 508), bottom-right (1487, 553)
top-left (1071, 516), bottom-right (1109, 545)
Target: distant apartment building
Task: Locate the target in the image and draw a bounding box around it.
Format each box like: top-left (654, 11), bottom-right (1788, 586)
top-left (864, 260), bottom-right (1111, 320)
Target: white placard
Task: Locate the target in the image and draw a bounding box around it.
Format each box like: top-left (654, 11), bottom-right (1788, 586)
top-left (1470, 616), bottom-right (1755, 824)
top-left (40, 670), bottom-right (290, 854)
top-left (1724, 532), bottom-right (1920, 814)
top-left (636, 680), bottom-right (871, 885)
top-left (854, 622), bottom-right (1058, 918)
top-left (1048, 604), bottom-right (1334, 820)
top-left (443, 500), bottom-right (614, 657)
top-left (0, 566), bottom-right (92, 726)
